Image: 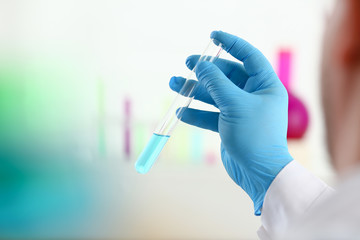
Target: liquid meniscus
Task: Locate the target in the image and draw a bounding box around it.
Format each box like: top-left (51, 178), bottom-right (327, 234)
top-left (135, 133), bottom-right (170, 174)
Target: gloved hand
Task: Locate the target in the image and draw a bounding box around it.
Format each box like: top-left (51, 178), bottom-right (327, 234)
top-left (169, 31), bottom-right (293, 215)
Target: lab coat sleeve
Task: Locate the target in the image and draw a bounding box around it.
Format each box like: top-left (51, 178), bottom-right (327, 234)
top-left (257, 160), bottom-right (334, 239)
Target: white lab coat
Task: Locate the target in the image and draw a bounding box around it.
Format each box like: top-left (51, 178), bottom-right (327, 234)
top-left (257, 161), bottom-right (360, 239)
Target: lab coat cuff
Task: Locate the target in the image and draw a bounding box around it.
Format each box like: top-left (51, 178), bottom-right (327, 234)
top-left (258, 160), bottom-right (333, 238)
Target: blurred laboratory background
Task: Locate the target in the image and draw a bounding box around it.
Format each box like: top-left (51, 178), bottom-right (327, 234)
top-left (0, 0), bottom-right (335, 239)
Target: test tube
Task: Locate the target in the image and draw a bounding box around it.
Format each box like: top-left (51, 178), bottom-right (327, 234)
top-left (135, 40), bottom-right (223, 174)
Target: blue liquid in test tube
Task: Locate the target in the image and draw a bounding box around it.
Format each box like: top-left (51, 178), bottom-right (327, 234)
top-left (135, 39), bottom-right (223, 174)
top-left (135, 133), bottom-right (170, 174)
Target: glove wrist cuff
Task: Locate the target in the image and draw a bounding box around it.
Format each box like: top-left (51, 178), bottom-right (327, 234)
top-left (250, 158), bottom-right (293, 216)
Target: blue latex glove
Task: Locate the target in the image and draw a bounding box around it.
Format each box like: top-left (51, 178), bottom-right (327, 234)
top-left (169, 31), bottom-right (293, 215)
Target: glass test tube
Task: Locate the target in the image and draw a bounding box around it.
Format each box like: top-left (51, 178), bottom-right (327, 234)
top-left (135, 40), bottom-right (223, 174)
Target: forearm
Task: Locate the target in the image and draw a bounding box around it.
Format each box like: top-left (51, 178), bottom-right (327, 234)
top-left (257, 161), bottom-right (334, 239)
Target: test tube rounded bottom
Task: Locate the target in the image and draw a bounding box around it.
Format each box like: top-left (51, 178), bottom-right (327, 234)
top-left (135, 133), bottom-right (170, 174)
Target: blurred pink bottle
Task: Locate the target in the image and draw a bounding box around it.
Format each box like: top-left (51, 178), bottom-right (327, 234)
top-left (277, 50), bottom-right (309, 139)
top-left (124, 97), bottom-right (131, 159)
